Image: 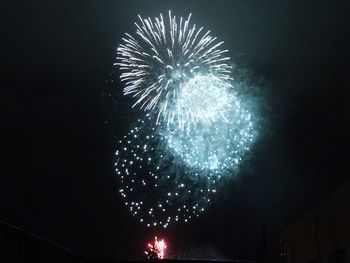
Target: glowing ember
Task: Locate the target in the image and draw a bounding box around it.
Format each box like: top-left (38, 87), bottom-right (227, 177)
top-left (145, 236), bottom-right (167, 259)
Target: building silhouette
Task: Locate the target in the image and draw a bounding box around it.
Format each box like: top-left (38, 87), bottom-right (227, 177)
top-left (280, 179), bottom-right (350, 263)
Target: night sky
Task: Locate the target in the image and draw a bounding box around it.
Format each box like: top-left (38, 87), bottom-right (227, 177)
top-left (2, 0), bottom-right (348, 261)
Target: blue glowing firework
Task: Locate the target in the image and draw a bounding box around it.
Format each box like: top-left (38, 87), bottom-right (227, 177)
top-left (161, 91), bottom-right (255, 171)
top-left (114, 11), bottom-right (258, 227)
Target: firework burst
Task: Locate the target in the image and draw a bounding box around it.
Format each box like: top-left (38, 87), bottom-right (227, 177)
top-left (114, 11), bottom-right (259, 227)
top-left (115, 116), bottom-right (218, 228)
top-left (145, 236), bottom-right (167, 259)
top-left (115, 11), bottom-right (232, 129)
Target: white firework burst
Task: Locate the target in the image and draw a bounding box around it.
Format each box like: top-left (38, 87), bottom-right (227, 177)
top-left (115, 11), bottom-right (232, 129)
top-left (115, 116), bottom-right (219, 228)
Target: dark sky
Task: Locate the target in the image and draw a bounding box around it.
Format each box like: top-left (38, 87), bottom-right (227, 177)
top-left (2, 0), bottom-right (348, 261)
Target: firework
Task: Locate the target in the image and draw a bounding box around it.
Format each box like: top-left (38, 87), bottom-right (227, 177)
top-left (114, 11), bottom-right (259, 227)
top-left (115, 11), bottom-right (232, 129)
top-left (115, 116), bottom-right (218, 228)
top-left (145, 236), bottom-right (167, 259)
top-left (161, 90), bottom-right (255, 170)
top-left (115, 95), bottom-right (256, 227)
